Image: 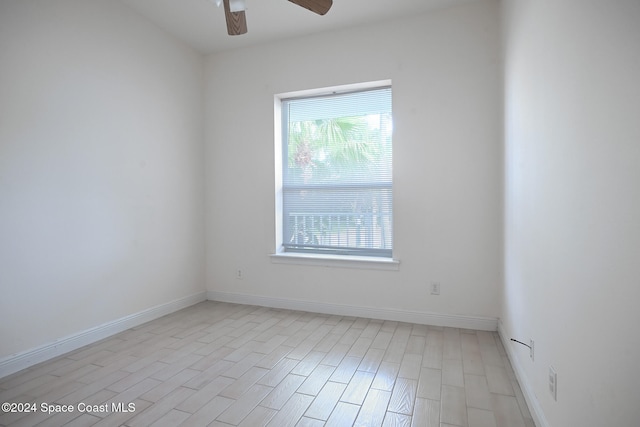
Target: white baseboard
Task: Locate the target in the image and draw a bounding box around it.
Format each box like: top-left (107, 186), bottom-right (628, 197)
top-left (207, 290), bottom-right (498, 331)
top-left (0, 291), bottom-right (207, 379)
top-left (497, 321), bottom-right (550, 427)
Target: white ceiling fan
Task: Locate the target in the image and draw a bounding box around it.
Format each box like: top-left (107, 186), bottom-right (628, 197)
top-left (213, 0), bottom-right (333, 36)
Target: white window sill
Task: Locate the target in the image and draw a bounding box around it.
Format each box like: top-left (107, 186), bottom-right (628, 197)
top-left (270, 252), bottom-right (400, 271)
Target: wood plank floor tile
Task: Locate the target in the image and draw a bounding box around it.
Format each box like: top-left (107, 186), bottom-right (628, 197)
top-left (398, 353), bottom-right (422, 380)
top-left (359, 348), bottom-right (385, 373)
top-left (426, 330), bottom-right (444, 347)
top-left (118, 349), bottom-right (171, 374)
top-left (261, 373), bottom-right (306, 410)
top-left (21, 366), bottom-right (94, 400)
top-left (291, 351), bottom-right (326, 376)
top-left (360, 321), bottom-right (383, 339)
top-left (441, 384), bottom-right (468, 427)
top-left (237, 405), bottom-right (278, 427)
top-left (127, 387), bottom-right (195, 427)
top-left (443, 328), bottom-right (462, 360)
top-left (411, 324), bottom-right (429, 337)
top-left (322, 343), bottom-right (351, 367)
top-left (371, 330), bottom-right (394, 350)
top-left (330, 356), bottom-right (361, 383)
top-left (463, 351), bottom-right (486, 376)
top-left (491, 394), bottom-right (527, 427)
top-left (464, 374), bottom-right (492, 410)
top-left (405, 335), bottom-right (426, 355)
top-left (371, 361), bottom-right (400, 392)
top-left (57, 370), bottom-right (129, 405)
top-left (107, 361), bottom-right (167, 393)
top-left (479, 346), bottom-right (504, 368)
top-left (382, 411), bottom-right (412, 427)
top-left (140, 368), bottom-right (199, 403)
top-left (341, 370), bottom-right (375, 405)
top-left (0, 374), bottom-right (57, 401)
top-left (179, 396), bottom-right (235, 427)
top-left (412, 398), bottom-right (439, 427)
top-left (468, 407), bottom-right (498, 427)
top-left (105, 377), bottom-right (162, 409)
top-left (354, 388), bottom-right (392, 427)
top-left (259, 357), bottom-right (300, 387)
top-left (348, 337), bottom-right (374, 358)
top-left (182, 359), bottom-right (235, 390)
top-left (223, 351), bottom-right (265, 379)
top-left (220, 366), bottom-right (269, 399)
top-left (330, 318), bottom-right (356, 335)
top-left (416, 367), bottom-right (441, 401)
top-left (442, 358), bottom-right (465, 388)
top-left (177, 375), bottom-right (235, 413)
top-left (383, 328), bottom-right (411, 364)
top-left (196, 335), bottom-right (236, 357)
top-left (461, 332), bottom-right (481, 354)
top-left (65, 413), bottom-right (102, 427)
top-left (256, 334), bottom-right (289, 355)
top-left (422, 344), bottom-right (443, 370)
top-left (23, 408), bottom-right (80, 427)
top-left (297, 416), bottom-right (326, 426)
top-left (380, 320), bottom-right (398, 333)
top-left (298, 364), bottom-right (336, 396)
top-left (325, 401), bottom-right (361, 427)
top-left (0, 357), bottom-right (73, 388)
top-left (148, 408), bottom-right (191, 427)
top-left (150, 353), bottom-right (203, 381)
top-left (304, 381), bottom-right (346, 420)
top-left (313, 332), bottom-right (341, 353)
top-left (484, 365), bottom-right (514, 396)
top-left (266, 392), bottom-right (314, 427)
top-left (351, 317), bottom-right (372, 330)
top-left (339, 329), bottom-right (364, 347)
top-left (387, 377), bottom-right (417, 415)
top-left (216, 383), bottom-right (273, 425)
top-left (255, 345), bottom-right (294, 370)
top-left (0, 301), bottom-right (533, 427)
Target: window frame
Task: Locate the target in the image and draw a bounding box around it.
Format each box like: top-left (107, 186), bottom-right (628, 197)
top-left (273, 80), bottom-right (396, 265)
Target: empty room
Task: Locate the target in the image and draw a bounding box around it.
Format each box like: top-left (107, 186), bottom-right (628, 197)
top-left (1, 0), bottom-right (638, 426)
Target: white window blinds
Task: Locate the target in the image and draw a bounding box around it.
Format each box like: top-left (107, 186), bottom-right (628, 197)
top-left (281, 86), bottom-right (393, 257)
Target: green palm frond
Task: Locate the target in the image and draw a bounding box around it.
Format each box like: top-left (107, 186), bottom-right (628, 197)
top-left (288, 115), bottom-right (386, 179)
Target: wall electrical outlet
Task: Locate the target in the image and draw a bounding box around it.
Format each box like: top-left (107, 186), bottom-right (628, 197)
top-left (529, 339), bottom-right (534, 361)
top-left (430, 282), bottom-right (440, 295)
top-left (549, 366), bottom-right (557, 401)
top-left (236, 268), bottom-right (243, 280)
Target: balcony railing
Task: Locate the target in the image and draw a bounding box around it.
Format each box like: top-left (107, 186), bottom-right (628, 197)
top-left (284, 211), bottom-right (392, 256)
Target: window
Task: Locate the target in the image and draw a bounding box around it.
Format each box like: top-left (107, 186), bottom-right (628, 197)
top-left (277, 84), bottom-right (393, 258)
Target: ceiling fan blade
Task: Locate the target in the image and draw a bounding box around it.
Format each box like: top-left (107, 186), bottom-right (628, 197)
top-left (223, 0), bottom-right (247, 35)
top-left (288, 0), bottom-right (333, 16)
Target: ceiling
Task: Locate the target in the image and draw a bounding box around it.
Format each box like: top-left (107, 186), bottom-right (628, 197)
top-left (120, 0), bottom-right (479, 54)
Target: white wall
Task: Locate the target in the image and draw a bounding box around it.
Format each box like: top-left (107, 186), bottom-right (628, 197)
top-left (0, 0), bottom-right (206, 360)
top-left (501, 1), bottom-right (640, 426)
top-left (205, 1), bottom-right (502, 320)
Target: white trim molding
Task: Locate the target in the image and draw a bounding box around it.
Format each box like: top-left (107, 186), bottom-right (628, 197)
top-left (497, 320), bottom-right (549, 427)
top-left (270, 252), bottom-right (400, 271)
top-left (207, 290), bottom-right (498, 331)
top-left (0, 291), bottom-right (207, 379)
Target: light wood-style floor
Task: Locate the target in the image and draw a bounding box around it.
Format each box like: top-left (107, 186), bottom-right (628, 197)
top-left (0, 301), bottom-right (534, 427)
